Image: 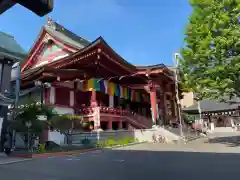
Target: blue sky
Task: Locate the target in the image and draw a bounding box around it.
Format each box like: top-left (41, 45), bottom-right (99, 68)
top-left (0, 0), bottom-right (191, 66)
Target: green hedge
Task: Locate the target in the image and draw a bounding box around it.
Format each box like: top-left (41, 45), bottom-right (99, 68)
top-left (96, 136), bottom-right (139, 148)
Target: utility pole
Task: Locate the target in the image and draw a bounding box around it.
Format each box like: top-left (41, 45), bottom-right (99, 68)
top-left (173, 53), bottom-right (184, 138)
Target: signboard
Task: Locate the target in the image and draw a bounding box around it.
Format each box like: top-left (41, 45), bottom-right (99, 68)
top-left (37, 115), bottom-right (47, 121)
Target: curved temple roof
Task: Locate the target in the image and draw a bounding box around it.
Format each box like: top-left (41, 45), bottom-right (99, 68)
top-left (21, 19), bottom-right (175, 89)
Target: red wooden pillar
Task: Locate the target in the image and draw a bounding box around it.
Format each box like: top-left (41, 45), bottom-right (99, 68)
top-left (149, 83), bottom-right (157, 125)
top-left (108, 120), bottom-right (112, 130)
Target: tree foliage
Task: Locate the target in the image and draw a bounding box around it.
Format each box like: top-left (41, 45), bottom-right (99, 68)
top-left (9, 99), bottom-right (90, 146)
top-left (179, 0), bottom-right (240, 100)
top-left (9, 100), bottom-right (56, 148)
top-left (49, 114), bottom-right (91, 135)
top-left (10, 100), bottom-right (52, 136)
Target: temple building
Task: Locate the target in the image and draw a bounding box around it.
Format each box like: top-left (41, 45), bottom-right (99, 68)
top-left (20, 18), bottom-right (179, 131)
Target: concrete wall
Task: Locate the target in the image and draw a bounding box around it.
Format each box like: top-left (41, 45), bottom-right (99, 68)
top-left (48, 130), bottom-right (65, 145)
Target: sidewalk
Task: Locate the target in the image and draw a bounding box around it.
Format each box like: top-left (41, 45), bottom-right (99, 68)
top-left (0, 156), bottom-right (31, 165)
top-left (0, 152), bottom-right (31, 165)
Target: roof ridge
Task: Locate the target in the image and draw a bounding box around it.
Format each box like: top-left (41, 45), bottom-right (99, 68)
top-left (45, 18), bottom-right (90, 45)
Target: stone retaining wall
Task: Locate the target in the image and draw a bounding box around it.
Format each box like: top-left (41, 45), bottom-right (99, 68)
top-left (70, 127), bottom-right (181, 145)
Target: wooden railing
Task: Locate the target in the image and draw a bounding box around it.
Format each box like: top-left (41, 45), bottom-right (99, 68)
top-left (75, 106), bottom-right (152, 128)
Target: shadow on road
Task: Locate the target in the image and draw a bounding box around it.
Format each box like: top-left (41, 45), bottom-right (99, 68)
top-left (207, 136), bottom-right (240, 147)
top-left (2, 145), bottom-right (240, 180)
top-left (106, 148), bottom-right (240, 179)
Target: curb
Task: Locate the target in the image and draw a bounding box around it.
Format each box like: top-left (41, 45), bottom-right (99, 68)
top-left (10, 148), bottom-right (100, 159)
top-left (10, 142), bottom-right (146, 159)
top-left (104, 141), bottom-right (147, 149)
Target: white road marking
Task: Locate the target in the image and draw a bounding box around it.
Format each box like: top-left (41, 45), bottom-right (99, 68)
top-left (0, 158), bottom-right (32, 165)
top-left (112, 159), bottom-right (125, 163)
top-left (67, 155), bottom-right (76, 158)
top-left (66, 158), bottom-right (81, 161)
top-left (66, 158), bottom-right (73, 161)
top-left (91, 155), bottom-right (100, 157)
top-left (92, 150), bottom-right (102, 154)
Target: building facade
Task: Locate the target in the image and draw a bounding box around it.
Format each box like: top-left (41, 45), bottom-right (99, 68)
top-left (20, 19), bottom-right (179, 133)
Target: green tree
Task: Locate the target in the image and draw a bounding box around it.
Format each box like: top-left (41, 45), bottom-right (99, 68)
top-left (10, 99), bottom-right (91, 148)
top-left (49, 114), bottom-right (90, 134)
top-left (50, 114), bottom-right (91, 144)
top-left (9, 100), bottom-right (56, 149)
top-left (179, 0), bottom-right (240, 100)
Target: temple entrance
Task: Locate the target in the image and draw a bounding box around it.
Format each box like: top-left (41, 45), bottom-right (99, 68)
top-left (122, 121), bottom-right (127, 129)
top-left (100, 121), bottom-right (108, 130)
top-left (112, 121), bottom-right (119, 130)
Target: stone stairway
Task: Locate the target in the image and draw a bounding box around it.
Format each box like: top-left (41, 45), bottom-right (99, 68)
top-left (125, 115), bottom-right (152, 129)
top-left (166, 127), bottom-right (201, 141)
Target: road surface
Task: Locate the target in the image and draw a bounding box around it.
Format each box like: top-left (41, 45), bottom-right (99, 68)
top-left (1, 141), bottom-right (240, 180)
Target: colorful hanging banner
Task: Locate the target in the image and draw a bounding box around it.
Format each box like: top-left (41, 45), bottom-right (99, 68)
top-left (108, 82), bottom-right (115, 96)
top-left (81, 78), bottom-right (101, 91)
top-left (115, 84), bottom-right (120, 96)
top-left (123, 87), bottom-right (128, 99)
top-left (99, 79), bottom-right (106, 93)
top-left (128, 88), bottom-right (132, 100)
top-left (76, 78), bottom-right (145, 102)
top-left (94, 79), bottom-right (100, 91)
top-left (87, 79), bottom-right (94, 91)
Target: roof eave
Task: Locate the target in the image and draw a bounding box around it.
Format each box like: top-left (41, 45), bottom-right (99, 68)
top-left (21, 27), bottom-right (46, 71)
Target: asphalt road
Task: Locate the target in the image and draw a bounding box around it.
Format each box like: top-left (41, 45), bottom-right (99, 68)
top-left (1, 142), bottom-right (240, 180)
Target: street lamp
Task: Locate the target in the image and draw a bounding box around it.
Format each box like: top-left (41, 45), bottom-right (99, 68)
top-left (173, 53), bottom-right (184, 138)
top-left (25, 121), bottom-right (32, 151)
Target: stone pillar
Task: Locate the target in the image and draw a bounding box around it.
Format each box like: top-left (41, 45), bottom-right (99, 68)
top-left (70, 90), bottom-right (74, 107)
top-left (149, 83), bottom-right (157, 125)
top-left (109, 95), bottom-right (114, 108)
top-left (108, 120), bottom-right (112, 130)
top-left (49, 87), bottom-right (55, 104)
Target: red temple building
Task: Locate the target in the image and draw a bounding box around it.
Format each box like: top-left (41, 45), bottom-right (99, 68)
top-left (20, 18), bottom-right (179, 132)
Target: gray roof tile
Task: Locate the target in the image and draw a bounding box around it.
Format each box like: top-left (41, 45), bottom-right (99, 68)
top-left (44, 21), bottom-right (90, 49)
top-left (183, 99), bottom-right (240, 114)
top-left (0, 32), bottom-right (26, 61)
